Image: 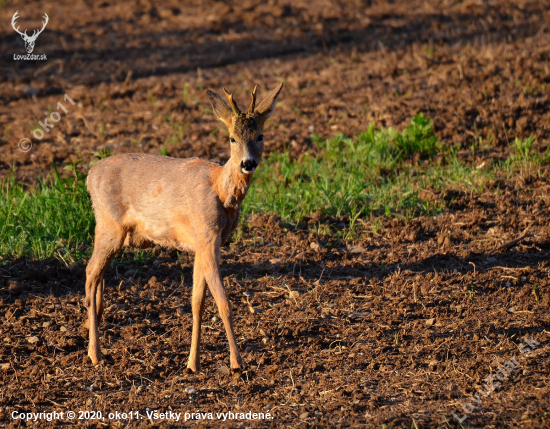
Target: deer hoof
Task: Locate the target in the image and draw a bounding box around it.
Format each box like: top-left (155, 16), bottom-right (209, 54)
top-left (231, 356), bottom-right (244, 370)
top-left (186, 362), bottom-right (201, 373)
top-left (230, 367), bottom-right (244, 375)
top-left (230, 361), bottom-right (244, 371)
top-left (88, 350), bottom-right (104, 365)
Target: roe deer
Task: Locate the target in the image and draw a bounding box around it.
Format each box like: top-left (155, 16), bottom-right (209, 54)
top-left (84, 83), bottom-right (283, 372)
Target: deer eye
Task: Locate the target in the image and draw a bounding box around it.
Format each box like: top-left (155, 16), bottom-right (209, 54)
top-left (230, 137), bottom-right (236, 144)
top-left (257, 135), bottom-right (264, 142)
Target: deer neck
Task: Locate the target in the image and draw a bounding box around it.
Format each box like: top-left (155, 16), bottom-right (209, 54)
top-left (212, 158), bottom-right (253, 212)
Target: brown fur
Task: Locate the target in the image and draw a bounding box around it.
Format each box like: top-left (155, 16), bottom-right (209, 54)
top-left (84, 83), bottom-right (283, 372)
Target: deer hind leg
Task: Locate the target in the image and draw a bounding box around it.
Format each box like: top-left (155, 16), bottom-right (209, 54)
top-left (96, 278), bottom-right (105, 324)
top-left (187, 258), bottom-right (207, 372)
top-left (84, 222), bottom-right (124, 364)
top-left (199, 236), bottom-right (243, 370)
top-left (81, 276), bottom-right (106, 336)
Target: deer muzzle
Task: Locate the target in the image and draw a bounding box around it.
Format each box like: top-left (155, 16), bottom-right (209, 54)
top-left (240, 158), bottom-right (258, 174)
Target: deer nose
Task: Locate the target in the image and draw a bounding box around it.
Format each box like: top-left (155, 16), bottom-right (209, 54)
top-left (241, 159), bottom-right (258, 173)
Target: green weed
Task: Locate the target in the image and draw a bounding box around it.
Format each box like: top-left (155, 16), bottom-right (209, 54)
top-left (512, 136), bottom-right (535, 161)
top-left (183, 82), bottom-right (190, 105)
top-left (504, 136), bottom-right (550, 167)
top-left (3, 124), bottom-right (11, 140)
top-left (92, 148), bottom-right (114, 164)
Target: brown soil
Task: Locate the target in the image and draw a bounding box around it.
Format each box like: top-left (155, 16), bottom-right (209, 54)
top-left (1, 0), bottom-right (550, 427)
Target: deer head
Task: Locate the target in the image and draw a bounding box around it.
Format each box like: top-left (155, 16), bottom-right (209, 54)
top-left (206, 83), bottom-right (283, 175)
top-left (12, 11), bottom-right (49, 54)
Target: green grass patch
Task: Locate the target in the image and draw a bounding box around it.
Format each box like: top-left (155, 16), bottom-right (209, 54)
top-left (243, 113), bottom-right (474, 220)
top-left (0, 115), bottom-right (542, 261)
top-left (0, 163), bottom-right (94, 261)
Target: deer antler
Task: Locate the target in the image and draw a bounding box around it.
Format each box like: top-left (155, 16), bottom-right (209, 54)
top-left (223, 88), bottom-right (241, 116)
top-left (11, 11), bottom-right (27, 37)
top-left (247, 85), bottom-right (257, 115)
top-left (30, 13), bottom-right (49, 40)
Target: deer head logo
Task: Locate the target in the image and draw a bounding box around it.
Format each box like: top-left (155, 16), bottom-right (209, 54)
top-left (12, 11), bottom-right (49, 54)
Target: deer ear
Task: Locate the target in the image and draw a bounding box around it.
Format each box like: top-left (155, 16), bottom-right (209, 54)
top-left (205, 89), bottom-right (233, 128)
top-left (255, 83), bottom-right (283, 127)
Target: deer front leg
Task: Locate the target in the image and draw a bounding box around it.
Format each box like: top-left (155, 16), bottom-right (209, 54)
top-left (187, 259), bottom-right (207, 372)
top-left (199, 238), bottom-right (243, 370)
